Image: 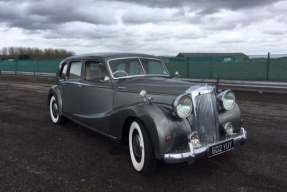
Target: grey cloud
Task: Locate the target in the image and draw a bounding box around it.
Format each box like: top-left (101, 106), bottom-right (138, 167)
top-left (44, 25), bottom-right (121, 40)
top-left (122, 8), bottom-right (183, 24)
top-left (118, 0), bottom-right (283, 14)
top-left (0, 0), bottom-right (285, 31)
top-left (0, 1), bottom-right (52, 30)
top-left (27, 1), bottom-right (116, 25)
top-left (218, 39), bottom-right (245, 44)
top-left (0, 0), bottom-right (117, 30)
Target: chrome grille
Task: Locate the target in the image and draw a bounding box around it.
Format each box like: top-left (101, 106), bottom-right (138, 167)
top-left (194, 93), bottom-right (219, 145)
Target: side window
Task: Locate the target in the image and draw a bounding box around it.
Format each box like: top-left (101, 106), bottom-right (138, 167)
top-left (61, 63), bottom-right (68, 79)
top-left (69, 61), bottom-right (82, 80)
top-left (85, 61), bottom-right (107, 81)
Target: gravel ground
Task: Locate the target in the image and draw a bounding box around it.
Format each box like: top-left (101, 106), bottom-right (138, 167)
top-left (0, 79), bottom-right (286, 192)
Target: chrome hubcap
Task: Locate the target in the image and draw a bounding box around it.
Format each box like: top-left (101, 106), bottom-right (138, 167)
top-left (50, 96), bottom-right (59, 123)
top-left (52, 101), bottom-right (58, 118)
top-left (129, 121), bottom-right (145, 171)
top-left (132, 131), bottom-right (142, 162)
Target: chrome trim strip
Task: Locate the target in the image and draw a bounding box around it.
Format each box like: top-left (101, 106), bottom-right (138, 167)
top-left (137, 57), bottom-right (146, 74)
top-left (164, 127), bottom-right (247, 163)
top-left (65, 81), bottom-right (111, 88)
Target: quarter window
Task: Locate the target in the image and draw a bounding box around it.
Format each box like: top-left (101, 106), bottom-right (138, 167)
top-left (61, 63), bottom-right (68, 79)
top-left (69, 61), bottom-right (82, 79)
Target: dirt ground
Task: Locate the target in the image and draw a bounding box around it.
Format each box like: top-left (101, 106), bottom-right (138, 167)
top-left (0, 78), bottom-right (286, 192)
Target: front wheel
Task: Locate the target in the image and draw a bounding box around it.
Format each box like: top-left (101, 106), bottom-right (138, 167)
top-left (49, 95), bottom-right (63, 124)
top-left (128, 121), bottom-right (156, 175)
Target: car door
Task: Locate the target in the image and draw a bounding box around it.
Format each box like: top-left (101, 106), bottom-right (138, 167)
top-left (61, 60), bottom-right (84, 116)
top-left (74, 60), bottom-right (114, 134)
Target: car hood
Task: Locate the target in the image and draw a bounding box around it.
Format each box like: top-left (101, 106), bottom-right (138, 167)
top-left (115, 77), bottom-right (199, 96)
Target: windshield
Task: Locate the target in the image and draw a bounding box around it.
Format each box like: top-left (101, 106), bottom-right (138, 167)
top-left (108, 58), bottom-right (169, 78)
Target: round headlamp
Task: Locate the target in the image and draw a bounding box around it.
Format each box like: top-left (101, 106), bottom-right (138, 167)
top-left (219, 90), bottom-right (235, 111)
top-left (174, 95), bottom-right (193, 119)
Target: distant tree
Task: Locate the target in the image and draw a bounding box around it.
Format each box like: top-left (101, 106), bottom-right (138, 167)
top-left (1, 47), bottom-right (8, 56)
top-left (0, 47), bottom-right (75, 59)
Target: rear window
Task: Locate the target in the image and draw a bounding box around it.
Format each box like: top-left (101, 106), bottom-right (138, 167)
top-left (69, 61), bottom-right (82, 79)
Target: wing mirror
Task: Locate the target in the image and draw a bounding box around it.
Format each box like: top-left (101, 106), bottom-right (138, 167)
top-left (104, 76), bottom-right (110, 81)
top-left (173, 71), bottom-right (180, 78)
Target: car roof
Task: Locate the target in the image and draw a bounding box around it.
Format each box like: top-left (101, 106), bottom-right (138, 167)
top-left (63, 52), bottom-right (160, 62)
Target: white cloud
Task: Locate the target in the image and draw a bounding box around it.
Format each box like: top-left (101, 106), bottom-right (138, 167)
top-left (0, 0), bottom-right (287, 55)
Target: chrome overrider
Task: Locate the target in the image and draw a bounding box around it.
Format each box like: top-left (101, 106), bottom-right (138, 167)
top-left (164, 128), bottom-right (247, 163)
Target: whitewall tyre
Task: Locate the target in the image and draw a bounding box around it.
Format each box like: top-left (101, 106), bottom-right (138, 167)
top-left (49, 95), bottom-right (62, 124)
top-left (128, 121), bottom-right (156, 175)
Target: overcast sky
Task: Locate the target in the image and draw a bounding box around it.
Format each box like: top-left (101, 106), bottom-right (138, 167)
top-left (0, 0), bottom-right (286, 55)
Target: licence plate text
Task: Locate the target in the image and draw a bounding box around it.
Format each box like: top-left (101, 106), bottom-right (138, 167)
top-left (208, 140), bottom-right (234, 157)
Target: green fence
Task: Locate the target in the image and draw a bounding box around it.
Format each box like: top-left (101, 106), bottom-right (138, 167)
top-left (166, 57), bottom-right (287, 81)
top-left (0, 58), bottom-right (287, 81)
top-left (0, 59), bottom-right (61, 74)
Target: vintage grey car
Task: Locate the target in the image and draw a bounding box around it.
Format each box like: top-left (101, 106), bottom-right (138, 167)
top-left (48, 53), bottom-right (247, 174)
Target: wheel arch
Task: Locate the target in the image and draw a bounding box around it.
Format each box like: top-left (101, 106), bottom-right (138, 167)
top-left (118, 104), bottom-right (169, 159)
top-left (121, 115), bottom-right (159, 156)
top-left (121, 116), bottom-right (153, 143)
top-left (48, 85), bottom-right (63, 115)
top-left (121, 116), bottom-right (136, 144)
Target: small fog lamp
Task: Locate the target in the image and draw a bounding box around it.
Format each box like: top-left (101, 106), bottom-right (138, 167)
top-left (190, 132), bottom-right (201, 148)
top-left (224, 122), bottom-right (234, 136)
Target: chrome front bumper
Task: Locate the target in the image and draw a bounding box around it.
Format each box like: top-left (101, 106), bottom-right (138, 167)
top-left (164, 127), bottom-right (247, 163)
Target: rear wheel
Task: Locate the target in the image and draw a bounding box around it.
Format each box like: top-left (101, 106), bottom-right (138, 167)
top-left (128, 121), bottom-right (156, 175)
top-left (49, 95), bottom-right (63, 124)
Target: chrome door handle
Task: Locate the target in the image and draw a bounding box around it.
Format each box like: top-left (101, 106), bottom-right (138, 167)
top-left (77, 84), bottom-right (84, 88)
top-left (118, 86), bottom-right (127, 90)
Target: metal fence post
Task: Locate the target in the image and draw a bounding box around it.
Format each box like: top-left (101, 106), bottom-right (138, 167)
top-left (36, 59), bottom-right (39, 80)
top-left (33, 59), bottom-right (36, 79)
top-left (187, 58), bottom-right (190, 78)
top-left (15, 59), bottom-right (18, 76)
top-left (266, 52), bottom-right (270, 81)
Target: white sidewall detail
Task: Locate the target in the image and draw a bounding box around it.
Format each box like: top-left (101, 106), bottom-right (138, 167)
top-left (49, 96), bottom-right (59, 123)
top-left (129, 121), bottom-right (145, 172)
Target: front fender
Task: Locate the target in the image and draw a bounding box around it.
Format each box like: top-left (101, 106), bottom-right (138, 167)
top-left (219, 103), bottom-right (241, 132)
top-left (113, 103), bottom-right (191, 158)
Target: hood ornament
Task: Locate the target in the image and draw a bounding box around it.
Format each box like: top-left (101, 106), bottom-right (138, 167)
top-left (139, 90), bottom-right (153, 104)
